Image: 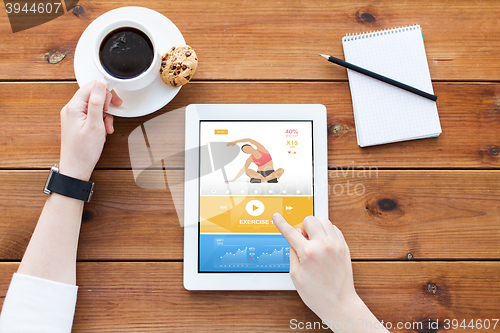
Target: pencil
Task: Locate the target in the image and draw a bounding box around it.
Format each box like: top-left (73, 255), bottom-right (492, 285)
top-left (319, 54), bottom-right (438, 102)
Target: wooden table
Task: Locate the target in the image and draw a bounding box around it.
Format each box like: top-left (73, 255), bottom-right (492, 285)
top-left (1, 0), bottom-right (499, 331)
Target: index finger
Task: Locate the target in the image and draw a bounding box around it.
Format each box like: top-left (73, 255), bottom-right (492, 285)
top-left (272, 213), bottom-right (306, 249)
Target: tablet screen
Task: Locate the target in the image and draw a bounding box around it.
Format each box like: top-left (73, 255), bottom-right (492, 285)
top-left (198, 121), bottom-right (314, 273)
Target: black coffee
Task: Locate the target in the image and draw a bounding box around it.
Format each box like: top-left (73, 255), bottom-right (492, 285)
top-left (99, 27), bottom-right (154, 79)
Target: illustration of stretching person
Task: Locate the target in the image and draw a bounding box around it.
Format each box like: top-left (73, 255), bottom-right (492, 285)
top-left (226, 138), bottom-right (284, 183)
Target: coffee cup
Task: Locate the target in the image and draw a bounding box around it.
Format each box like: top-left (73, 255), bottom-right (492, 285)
top-left (93, 19), bottom-right (160, 91)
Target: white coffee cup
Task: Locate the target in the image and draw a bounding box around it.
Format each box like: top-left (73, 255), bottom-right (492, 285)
top-left (93, 19), bottom-right (160, 91)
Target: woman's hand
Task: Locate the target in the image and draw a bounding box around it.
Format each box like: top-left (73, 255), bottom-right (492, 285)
top-left (59, 81), bottom-right (122, 181)
top-left (273, 214), bottom-right (359, 321)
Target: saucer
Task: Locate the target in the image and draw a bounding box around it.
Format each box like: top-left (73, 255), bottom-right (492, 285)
top-left (74, 7), bottom-right (185, 117)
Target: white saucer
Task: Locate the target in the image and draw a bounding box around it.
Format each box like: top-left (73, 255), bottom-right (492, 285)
top-left (74, 7), bottom-right (185, 117)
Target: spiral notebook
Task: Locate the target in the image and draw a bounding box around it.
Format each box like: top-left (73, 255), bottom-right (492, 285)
top-left (342, 25), bottom-right (441, 147)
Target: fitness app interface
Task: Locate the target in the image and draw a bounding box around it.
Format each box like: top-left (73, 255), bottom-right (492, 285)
top-left (198, 121), bottom-right (314, 272)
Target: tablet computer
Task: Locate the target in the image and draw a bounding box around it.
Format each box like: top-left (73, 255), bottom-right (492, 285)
top-left (184, 104), bottom-right (328, 290)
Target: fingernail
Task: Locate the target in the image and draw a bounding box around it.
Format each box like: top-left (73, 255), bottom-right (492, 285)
top-left (273, 212), bottom-right (282, 219)
top-left (94, 83), bottom-right (105, 93)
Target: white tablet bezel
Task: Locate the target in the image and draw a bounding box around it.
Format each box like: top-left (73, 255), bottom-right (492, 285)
top-left (184, 104), bottom-right (328, 290)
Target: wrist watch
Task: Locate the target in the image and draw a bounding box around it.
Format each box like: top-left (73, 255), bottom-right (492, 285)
top-left (43, 164), bottom-right (95, 202)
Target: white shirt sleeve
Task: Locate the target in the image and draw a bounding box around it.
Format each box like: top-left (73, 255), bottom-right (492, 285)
top-left (0, 273), bottom-right (78, 333)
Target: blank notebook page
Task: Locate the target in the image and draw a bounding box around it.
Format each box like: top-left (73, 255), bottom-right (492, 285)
top-left (342, 25), bottom-right (441, 147)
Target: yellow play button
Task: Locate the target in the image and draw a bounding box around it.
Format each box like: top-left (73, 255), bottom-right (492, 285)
top-left (246, 200), bottom-right (265, 216)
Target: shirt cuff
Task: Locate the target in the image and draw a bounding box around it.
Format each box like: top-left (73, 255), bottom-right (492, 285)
top-left (0, 273), bottom-right (78, 333)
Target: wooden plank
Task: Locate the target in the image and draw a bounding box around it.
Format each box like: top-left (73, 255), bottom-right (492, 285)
top-left (0, 82), bottom-right (498, 169)
top-left (0, 170), bottom-right (179, 261)
top-left (0, 1), bottom-right (499, 81)
top-left (0, 170), bottom-right (498, 261)
top-left (0, 262), bottom-right (498, 332)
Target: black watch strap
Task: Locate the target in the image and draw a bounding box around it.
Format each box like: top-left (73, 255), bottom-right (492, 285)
top-left (44, 165), bottom-right (95, 202)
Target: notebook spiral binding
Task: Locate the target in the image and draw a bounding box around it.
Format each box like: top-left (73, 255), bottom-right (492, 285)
top-left (342, 24), bottom-right (421, 43)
